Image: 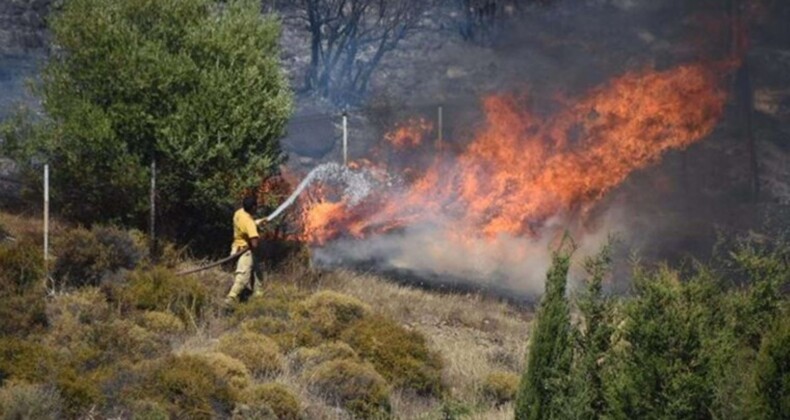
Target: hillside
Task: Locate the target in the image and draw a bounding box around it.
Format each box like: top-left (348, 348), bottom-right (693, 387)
top-left (0, 211), bottom-right (531, 419)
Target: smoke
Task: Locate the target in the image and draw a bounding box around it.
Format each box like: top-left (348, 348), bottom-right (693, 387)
top-left (306, 164), bottom-right (633, 298)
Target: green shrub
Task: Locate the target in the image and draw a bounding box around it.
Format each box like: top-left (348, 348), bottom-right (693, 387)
top-left (298, 291), bottom-right (370, 339)
top-left (516, 249), bottom-right (573, 420)
top-left (120, 267), bottom-right (208, 325)
top-left (243, 383), bottom-right (301, 420)
top-left (233, 285), bottom-right (307, 322)
top-left (129, 399), bottom-right (170, 420)
top-left (0, 240), bottom-right (47, 337)
top-left (306, 359), bottom-right (390, 419)
top-left (0, 381), bottom-right (62, 420)
top-left (55, 367), bottom-right (103, 418)
top-left (193, 352), bottom-right (252, 395)
top-left (53, 226), bottom-right (143, 288)
top-left (752, 318), bottom-right (790, 418)
top-left (0, 338), bottom-right (56, 385)
top-left (231, 403), bottom-right (277, 420)
top-left (139, 355), bottom-right (235, 419)
top-left (341, 315), bottom-right (444, 396)
top-left (291, 342), bottom-right (359, 373)
top-left (138, 311), bottom-right (186, 335)
top-left (482, 372), bottom-right (520, 405)
top-left (217, 332), bottom-right (284, 378)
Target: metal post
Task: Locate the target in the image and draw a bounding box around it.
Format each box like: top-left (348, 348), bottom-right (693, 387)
top-left (342, 112), bottom-right (348, 166)
top-left (438, 105), bottom-right (444, 151)
top-left (43, 164), bottom-right (49, 270)
top-left (150, 159), bottom-right (156, 262)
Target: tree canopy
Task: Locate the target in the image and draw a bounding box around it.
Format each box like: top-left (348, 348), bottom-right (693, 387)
top-left (2, 0), bottom-right (292, 255)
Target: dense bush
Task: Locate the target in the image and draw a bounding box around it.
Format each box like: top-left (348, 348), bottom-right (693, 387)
top-left (752, 317), bottom-right (790, 418)
top-left (342, 315), bottom-right (444, 396)
top-left (0, 240), bottom-right (47, 337)
top-left (128, 399), bottom-right (170, 420)
top-left (298, 291), bottom-right (371, 339)
top-left (231, 403), bottom-right (277, 420)
top-left (0, 338), bottom-right (56, 385)
top-left (242, 383), bottom-right (301, 420)
top-left (137, 311), bottom-right (186, 335)
top-left (217, 332), bottom-right (284, 378)
top-left (515, 248), bottom-right (573, 420)
top-left (306, 359), bottom-right (390, 419)
top-left (193, 352), bottom-right (252, 396)
top-left (0, 381), bottom-right (62, 420)
top-left (138, 355), bottom-right (236, 419)
top-left (291, 342), bottom-right (359, 373)
top-left (53, 226), bottom-right (143, 289)
top-left (481, 372), bottom-right (520, 405)
top-left (120, 267), bottom-right (208, 324)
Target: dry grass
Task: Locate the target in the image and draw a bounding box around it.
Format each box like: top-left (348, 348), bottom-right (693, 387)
top-left (0, 210), bottom-right (533, 419)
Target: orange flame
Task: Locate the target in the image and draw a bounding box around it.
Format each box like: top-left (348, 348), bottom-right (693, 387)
top-left (384, 117), bottom-right (434, 149)
top-left (299, 63), bottom-right (728, 245)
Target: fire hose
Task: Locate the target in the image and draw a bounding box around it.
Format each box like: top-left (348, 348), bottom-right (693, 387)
top-left (175, 165), bottom-right (330, 276)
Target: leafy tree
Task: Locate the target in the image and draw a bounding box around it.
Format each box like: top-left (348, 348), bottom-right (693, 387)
top-left (1, 0), bottom-right (292, 255)
top-left (515, 242), bottom-right (573, 420)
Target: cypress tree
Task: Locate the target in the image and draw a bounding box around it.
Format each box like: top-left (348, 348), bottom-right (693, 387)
top-left (515, 244), bottom-right (573, 420)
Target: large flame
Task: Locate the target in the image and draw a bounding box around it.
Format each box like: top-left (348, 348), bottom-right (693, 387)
top-left (298, 63), bottom-right (728, 245)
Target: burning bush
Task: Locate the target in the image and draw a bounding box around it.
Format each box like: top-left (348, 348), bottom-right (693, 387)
top-left (298, 291), bottom-right (370, 339)
top-left (217, 332), bottom-right (284, 378)
top-left (291, 342), bottom-right (359, 373)
top-left (53, 226), bottom-right (143, 289)
top-left (242, 383), bottom-right (301, 420)
top-left (137, 354), bottom-right (236, 419)
top-left (341, 315), bottom-right (444, 397)
top-left (306, 359), bottom-right (390, 419)
top-left (119, 267), bottom-right (208, 325)
top-left (0, 381), bottom-right (62, 419)
top-left (481, 371), bottom-right (520, 405)
top-left (193, 352), bottom-right (252, 396)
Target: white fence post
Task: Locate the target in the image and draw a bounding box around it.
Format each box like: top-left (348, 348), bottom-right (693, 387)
top-left (342, 111), bottom-right (348, 166)
top-left (43, 164), bottom-right (50, 282)
top-left (438, 105), bottom-right (444, 151)
top-left (150, 159), bottom-right (156, 262)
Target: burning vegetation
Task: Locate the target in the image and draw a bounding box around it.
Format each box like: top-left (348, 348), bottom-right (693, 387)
top-left (295, 63), bottom-right (729, 255)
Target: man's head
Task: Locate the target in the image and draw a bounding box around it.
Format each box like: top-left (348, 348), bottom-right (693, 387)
top-left (242, 196), bottom-right (258, 214)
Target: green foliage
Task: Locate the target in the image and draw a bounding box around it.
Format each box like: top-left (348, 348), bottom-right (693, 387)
top-left (0, 338), bottom-right (56, 385)
top-left (243, 383), bottom-right (301, 420)
top-left (299, 291), bottom-right (371, 339)
top-left (193, 352), bottom-right (251, 396)
top-left (751, 317), bottom-right (790, 418)
top-left (55, 366), bottom-right (104, 418)
top-left (0, 382), bottom-right (62, 420)
top-left (342, 315), bottom-right (444, 397)
top-left (137, 311), bottom-right (186, 335)
top-left (2, 0), bottom-right (292, 255)
top-left (515, 247), bottom-right (573, 420)
top-left (566, 244), bottom-right (616, 418)
top-left (217, 331), bottom-right (284, 378)
top-left (291, 342), bottom-right (359, 373)
top-left (306, 359), bottom-right (390, 419)
top-left (139, 355), bottom-right (235, 419)
top-left (53, 226), bottom-right (143, 289)
top-left (481, 372), bottom-right (520, 405)
top-left (129, 399), bottom-right (170, 420)
top-left (120, 267), bottom-right (208, 325)
top-left (0, 240), bottom-right (48, 337)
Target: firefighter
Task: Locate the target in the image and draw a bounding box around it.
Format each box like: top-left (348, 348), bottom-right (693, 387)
top-left (225, 196), bottom-right (264, 304)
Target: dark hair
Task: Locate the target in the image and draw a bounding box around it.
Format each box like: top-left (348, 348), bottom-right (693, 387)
top-left (242, 196), bottom-right (258, 213)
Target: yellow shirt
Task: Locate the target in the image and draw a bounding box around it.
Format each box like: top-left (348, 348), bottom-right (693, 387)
top-left (232, 208), bottom-right (259, 250)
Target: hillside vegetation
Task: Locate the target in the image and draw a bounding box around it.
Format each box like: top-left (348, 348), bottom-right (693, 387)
top-left (0, 211), bottom-right (530, 419)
